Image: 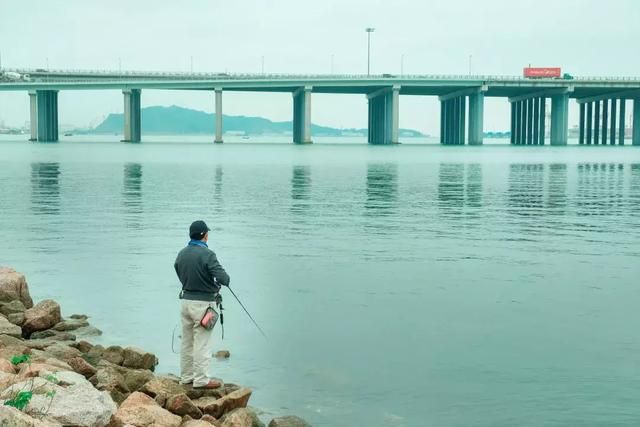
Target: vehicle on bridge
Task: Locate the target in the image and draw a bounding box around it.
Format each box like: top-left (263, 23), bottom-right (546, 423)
top-left (1, 71), bottom-right (30, 82)
top-left (523, 67), bottom-right (561, 79)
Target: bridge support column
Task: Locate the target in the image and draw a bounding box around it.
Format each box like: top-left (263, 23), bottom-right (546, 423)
top-left (619, 99), bottom-right (626, 145)
top-left (586, 102), bottom-right (593, 144)
top-left (578, 103), bottom-right (585, 145)
top-left (533, 97), bottom-right (540, 145)
top-left (123, 89), bottom-right (141, 143)
top-left (293, 86), bottom-right (312, 144)
top-left (519, 100), bottom-right (526, 144)
top-left (610, 98), bottom-right (617, 145)
top-left (633, 99), bottom-right (640, 146)
top-left (29, 91), bottom-right (38, 141)
top-left (214, 89), bottom-right (223, 143)
top-left (468, 92), bottom-right (483, 145)
top-left (594, 100), bottom-right (601, 145)
top-left (539, 98), bottom-right (546, 145)
top-left (368, 85), bottom-right (399, 144)
top-left (602, 99), bottom-right (609, 145)
top-left (527, 98), bottom-right (534, 145)
top-left (550, 93), bottom-right (569, 146)
top-left (36, 90), bottom-right (58, 142)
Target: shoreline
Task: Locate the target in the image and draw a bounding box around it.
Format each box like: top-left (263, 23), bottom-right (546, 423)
top-left (0, 266), bottom-right (310, 427)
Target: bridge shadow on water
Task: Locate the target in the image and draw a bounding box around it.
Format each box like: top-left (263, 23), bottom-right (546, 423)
top-left (122, 163), bottom-right (143, 229)
top-left (437, 163), bottom-right (483, 218)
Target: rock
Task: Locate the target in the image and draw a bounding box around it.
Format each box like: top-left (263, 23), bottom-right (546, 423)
top-left (183, 418), bottom-right (222, 427)
top-left (30, 329), bottom-right (76, 341)
top-left (92, 363), bottom-right (130, 405)
top-left (122, 346), bottom-right (158, 371)
top-left (224, 383), bottom-right (241, 395)
top-left (0, 267), bottom-right (34, 308)
top-left (72, 325), bottom-right (103, 337)
top-left (221, 408), bottom-right (264, 427)
top-left (68, 356), bottom-right (97, 378)
top-left (96, 359), bottom-right (154, 392)
top-left (75, 339), bottom-right (94, 353)
top-left (185, 379), bottom-right (226, 400)
top-left (51, 318), bottom-right (89, 332)
top-left (193, 388), bottom-right (252, 419)
top-left (17, 361), bottom-right (70, 378)
top-left (113, 391), bottom-right (182, 427)
top-left (166, 393), bottom-right (203, 418)
top-left (140, 376), bottom-right (187, 407)
top-left (0, 405), bottom-right (62, 427)
top-left (0, 315), bottom-right (22, 337)
top-left (0, 371), bottom-right (19, 390)
top-left (24, 338), bottom-right (75, 351)
top-left (0, 377), bottom-right (60, 399)
top-left (0, 333), bottom-right (24, 346)
top-left (0, 343), bottom-right (30, 360)
top-left (70, 313), bottom-right (88, 320)
top-left (83, 344), bottom-right (105, 366)
top-left (215, 350), bottom-right (231, 359)
top-left (0, 299), bottom-right (26, 315)
top-left (102, 345), bottom-right (125, 365)
top-left (267, 416), bottom-right (312, 427)
top-left (7, 312), bottom-right (25, 325)
top-left (22, 299), bottom-right (61, 337)
top-left (41, 342), bottom-right (82, 362)
top-left (201, 414), bottom-right (223, 426)
top-left (0, 357), bottom-right (15, 373)
top-left (26, 374), bottom-right (117, 427)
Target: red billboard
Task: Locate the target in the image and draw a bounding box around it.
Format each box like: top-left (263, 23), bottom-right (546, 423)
top-left (523, 67), bottom-right (562, 78)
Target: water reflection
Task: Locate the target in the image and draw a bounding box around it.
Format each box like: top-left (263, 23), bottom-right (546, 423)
top-left (437, 163), bottom-right (482, 215)
top-left (365, 163), bottom-right (397, 217)
top-left (507, 164), bottom-right (544, 216)
top-left (546, 164), bottom-right (567, 214)
top-left (576, 163), bottom-right (625, 216)
top-left (291, 165), bottom-right (311, 214)
top-left (31, 162), bottom-right (60, 215)
top-left (213, 166), bottom-right (224, 215)
top-left (632, 164), bottom-right (640, 207)
top-left (123, 163), bottom-right (143, 228)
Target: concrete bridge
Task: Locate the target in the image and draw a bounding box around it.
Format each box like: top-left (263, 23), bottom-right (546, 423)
top-left (2, 69), bottom-right (640, 145)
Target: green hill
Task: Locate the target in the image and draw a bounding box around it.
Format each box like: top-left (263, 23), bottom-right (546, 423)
top-left (91, 105), bottom-right (424, 137)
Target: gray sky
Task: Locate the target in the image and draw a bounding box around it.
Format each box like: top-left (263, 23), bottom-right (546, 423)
top-left (1, 0), bottom-right (639, 132)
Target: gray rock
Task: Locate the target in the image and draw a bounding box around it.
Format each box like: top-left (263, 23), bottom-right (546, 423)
top-left (7, 312), bottom-right (25, 325)
top-left (72, 325), bottom-right (103, 338)
top-left (0, 299), bottom-right (26, 316)
top-left (30, 329), bottom-right (76, 341)
top-left (41, 343), bottom-right (82, 362)
top-left (22, 299), bottom-right (61, 337)
top-left (69, 314), bottom-right (88, 320)
top-left (51, 318), bottom-right (89, 332)
top-left (222, 407), bottom-right (264, 427)
top-left (0, 405), bottom-right (62, 426)
top-left (0, 315), bottom-right (22, 337)
top-left (268, 416), bottom-right (312, 427)
top-left (122, 346), bottom-right (158, 371)
top-left (0, 267), bottom-right (34, 308)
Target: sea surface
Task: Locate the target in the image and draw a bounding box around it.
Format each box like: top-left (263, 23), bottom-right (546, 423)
top-left (1, 136), bottom-right (640, 426)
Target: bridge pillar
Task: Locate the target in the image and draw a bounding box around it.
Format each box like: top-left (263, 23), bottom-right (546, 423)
top-left (293, 86), bottom-right (312, 144)
top-left (633, 99), bottom-right (640, 146)
top-left (214, 88), bottom-right (223, 143)
top-left (29, 91), bottom-right (38, 141)
top-left (578, 103), bottom-right (585, 145)
top-left (533, 97), bottom-right (540, 145)
top-left (609, 98), bottom-right (617, 145)
top-left (519, 100), bottom-right (526, 144)
top-left (550, 93), bottom-right (569, 146)
top-left (468, 92), bottom-right (483, 145)
top-left (539, 98), bottom-right (546, 145)
top-left (368, 85), bottom-right (399, 144)
top-left (594, 100), bottom-right (601, 145)
top-left (602, 99), bottom-right (609, 145)
top-left (586, 102), bottom-right (593, 144)
top-left (619, 99), bottom-right (626, 145)
top-left (526, 98), bottom-right (534, 145)
top-left (123, 89), bottom-right (141, 143)
top-left (36, 90), bottom-right (59, 142)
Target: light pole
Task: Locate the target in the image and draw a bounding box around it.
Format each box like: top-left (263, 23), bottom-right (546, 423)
top-left (365, 27), bottom-right (375, 76)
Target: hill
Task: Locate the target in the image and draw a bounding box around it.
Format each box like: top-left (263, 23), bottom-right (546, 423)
top-left (91, 105), bottom-right (424, 137)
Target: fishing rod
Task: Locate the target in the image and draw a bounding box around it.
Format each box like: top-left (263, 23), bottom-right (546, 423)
top-left (226, 287), bottom-right (268, 339)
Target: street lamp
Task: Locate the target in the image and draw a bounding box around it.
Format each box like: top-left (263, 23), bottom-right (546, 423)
top-left (365, 27), bottom-right (375, 76)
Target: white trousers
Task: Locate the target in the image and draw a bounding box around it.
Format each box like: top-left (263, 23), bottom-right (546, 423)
top-left (180, 299), bottom-right (215, 387)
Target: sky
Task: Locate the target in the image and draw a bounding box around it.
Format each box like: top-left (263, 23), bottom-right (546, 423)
top-left (1, 0), bottom-right (639, 133)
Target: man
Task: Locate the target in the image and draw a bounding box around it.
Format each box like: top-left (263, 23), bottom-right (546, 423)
top-left (174, 220), bottom-right (230, 389)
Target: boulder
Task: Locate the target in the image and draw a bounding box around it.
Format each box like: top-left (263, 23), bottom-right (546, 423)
top-left (41, 342), bottom-right (82, 362)
top-left (26, 373), bottom-right (117, 427)
top-left (215, 350), bottom-right (231, 359)
top-left (70, 313), bottom-right (88, 320)
top-left (267, 416), bottom-right (312, 427)
top-left (182, 420), bottom-right (222, 427)
top-left (96, 359), bottom-right (154, 392)
top-left (17, 362), bottom-right (70, 378)
top-left (0, 405), bottom-right (62, 427)
top-left (185, 379), bottom-right (226, 400)
top-left (0, 315), bottom-right (22, 337)
top-left (30, 329), bottom-right (76, 341)
top-left (75, 339), bottom-right (94, 353)
top-left (221, 408), bottom-right (264, 427)
top-left (0, 299), bottom-right (26, 315)
top-left (102, 345), bottom-right (125, 365)
top-left (83, 344), bottom-right (105, 366)
top-left (7, 312), bottom-right (25, 325)
top-left (193, 388), bottom-right (252, 419)
top-left (0, 343), bottom-right (30, 360)
top-left (140, 376), bottom-right (187, 407)
top-left (201, 415), bottom-right (224, 426)
top-left (91, 363), bottom-right (130, 405)
top-left (22, 299), bottom-right (61, 336)
top-left (0, 377), bottom-right (60, 399)
top-left (51, 318), bottom-right (89, 332)
top-left (0, 371), bottom-right (19, 390)
top-left (166, 392), bottom-right (203, 418)
top-left (68, 356), bottom-right (97, 378)
top-left (72, 325), bottom-right (103, 337)
top-left (113, 391), bottom-right (182, 427)
top-left (0, 357), bottom-right (15, 373)
top-left (0, 267), bottom-right (34, 308)
top-left (122, 346), bottom-right (158, 370)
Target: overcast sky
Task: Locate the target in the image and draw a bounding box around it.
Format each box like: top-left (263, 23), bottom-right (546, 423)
top-left (1, 0), bottom-right (639, 132)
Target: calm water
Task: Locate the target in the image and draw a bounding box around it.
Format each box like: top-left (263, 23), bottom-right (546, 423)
top-left (1, 137), bottom-right (640, 426)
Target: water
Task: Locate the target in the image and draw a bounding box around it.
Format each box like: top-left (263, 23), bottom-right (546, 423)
top-left (1, 137), bottom-right (640, 426)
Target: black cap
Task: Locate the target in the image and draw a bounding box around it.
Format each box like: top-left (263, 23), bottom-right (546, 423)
top-left (189, 220), bottom-right (210, 240)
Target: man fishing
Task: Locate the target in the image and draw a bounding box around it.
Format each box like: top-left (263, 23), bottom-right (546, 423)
top-left (174, 220), bottom-right (230, 389)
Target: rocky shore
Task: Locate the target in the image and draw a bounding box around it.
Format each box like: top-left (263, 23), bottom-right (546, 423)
top-left (0, 267), bottom-right (310, 427)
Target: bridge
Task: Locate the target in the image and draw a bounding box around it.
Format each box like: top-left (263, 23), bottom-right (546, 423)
top-left (2, 69), bottom-right (640, 146)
